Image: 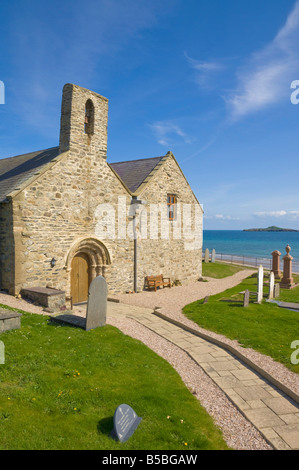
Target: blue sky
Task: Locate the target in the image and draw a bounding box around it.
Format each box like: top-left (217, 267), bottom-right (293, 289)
top-left (0, 0), bottom-right (299, 230)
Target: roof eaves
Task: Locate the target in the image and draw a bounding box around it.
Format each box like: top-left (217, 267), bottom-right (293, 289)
top-left (5, 150), bottom-right (69, 201)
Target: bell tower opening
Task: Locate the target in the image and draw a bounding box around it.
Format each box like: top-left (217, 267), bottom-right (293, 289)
top-left (84, 99), bottom-right (94, 136)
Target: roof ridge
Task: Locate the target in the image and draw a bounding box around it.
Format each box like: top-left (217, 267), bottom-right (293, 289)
top-left (109, 155), bottom-right (166, 165)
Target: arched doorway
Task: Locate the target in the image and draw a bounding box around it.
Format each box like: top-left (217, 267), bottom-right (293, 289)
top-left (71, 253), bottom-right (90, 303)
top-left (65, 237), bottom-right (111, 304)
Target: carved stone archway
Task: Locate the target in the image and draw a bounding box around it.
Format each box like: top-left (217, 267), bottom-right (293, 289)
top-left (65, 237), bottom-right (111, 299)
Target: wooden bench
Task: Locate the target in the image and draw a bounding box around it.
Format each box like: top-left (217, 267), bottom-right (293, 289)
top-left (145, 275), bottom-right (171, 292)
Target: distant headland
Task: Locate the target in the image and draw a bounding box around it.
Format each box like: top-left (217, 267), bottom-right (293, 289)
top-left (243, 226), bottom-right (299, 232)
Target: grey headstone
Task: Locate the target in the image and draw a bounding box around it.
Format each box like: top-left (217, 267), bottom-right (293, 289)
top-left (243, 289), bottom-right (250, 307)
top-left (268, 272), bottom-right (275, 299)
top-left (86, 276), bottom-right (107, 330)
top-left (203, 296), bottom-right (209, 304)
top-left (257, 265), bottom-right (263, 303)
top-left (204, 248), bottom-right (210, 263)
top-left (211, 249), bottom-right (216, 263)
top-left (111, 404), bottom-right (142, 442)
top-left (274, 283), bottom-right (280, 299)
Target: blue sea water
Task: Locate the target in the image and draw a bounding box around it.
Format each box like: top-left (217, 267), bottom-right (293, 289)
top-left (203, 230), bottom-right (299, 261)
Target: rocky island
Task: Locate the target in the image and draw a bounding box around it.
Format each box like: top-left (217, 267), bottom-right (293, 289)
top-left (243, 226), bottom-right (299, 232)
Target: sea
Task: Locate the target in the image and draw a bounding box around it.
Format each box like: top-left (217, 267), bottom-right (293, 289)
top-left (203, 230), bottom-right (299, 273)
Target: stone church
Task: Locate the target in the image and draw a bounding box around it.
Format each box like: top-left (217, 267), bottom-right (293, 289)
top-left (0, 84), bottom-right (203, 304)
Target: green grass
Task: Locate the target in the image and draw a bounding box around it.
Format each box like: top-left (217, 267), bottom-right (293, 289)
top-left (0, 307), bottom-right (228, 450)
top-left (202, 261), bottom-right (252, 279)
top-left (183, 273), bottom-right (299, 374)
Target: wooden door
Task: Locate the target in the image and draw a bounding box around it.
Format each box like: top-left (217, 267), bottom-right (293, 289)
top-left (71, 253), bottom-right (90, 304)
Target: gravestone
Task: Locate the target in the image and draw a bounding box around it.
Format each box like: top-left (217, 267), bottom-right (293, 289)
top-left (243, 289), bottom-right (250, 307)
top-left (268, 272), bottom-right (275, 299)
top-left (211, 249), bottom-right (216, 263)
top-left (274, 283), bottom-right (280, 299)
top-left (257, 265), bottom-right (264, 303)
top-left (203, 296), bottom-right (209, 304)
top-left (271, 250), bottom-right (281, 279)
top-left (51, 276), bottom-right (107, 331)
top-left (111, 404), bottom-right (142, 443)
top-left (204, 248), bottom-right (210, 263)
top-left (280, 245), bottom-right (295, 289)
top-left (85, 275), bottom-right (107, 330)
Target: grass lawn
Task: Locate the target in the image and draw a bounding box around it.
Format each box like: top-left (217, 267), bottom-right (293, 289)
top-left (183, 272), bottom-right (299, 374)
top-left (0, 307), bottom-right (228, 450)
top-left (202, 261), bottom-right (252, 279)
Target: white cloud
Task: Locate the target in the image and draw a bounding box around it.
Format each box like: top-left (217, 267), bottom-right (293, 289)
top-left (254, 210), bottom-right (299, 219)
top-left (184, 52), bottom-right (224, 88)
top-left (150, 121), bottom-right (192, 146)
top-left (226, 1), bottom-right (299, 119)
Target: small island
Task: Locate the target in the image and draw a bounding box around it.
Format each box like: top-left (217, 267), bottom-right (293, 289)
top-left (243, 226), bottom-right (299, 232)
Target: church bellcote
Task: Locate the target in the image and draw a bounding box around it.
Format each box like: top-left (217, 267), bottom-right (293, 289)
top-left (59, 83), bottom-right (108, 159)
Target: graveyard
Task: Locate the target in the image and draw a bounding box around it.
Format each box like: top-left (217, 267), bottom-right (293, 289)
top-left (183, 267), bottom-right (299, 375)
top-left (0, 253), bottom-right (298, 449)
top-left (0, 304), bottom-right (228, 450)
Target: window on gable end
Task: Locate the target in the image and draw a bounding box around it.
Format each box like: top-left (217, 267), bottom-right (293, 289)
top-left (167, 194), bottom-right (177, 221)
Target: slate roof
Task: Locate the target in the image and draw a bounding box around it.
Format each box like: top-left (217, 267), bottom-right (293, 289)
top-left (109, 156), bottom-right (165, 193)
top-left (0, 146), bottom-right (60, 202)
top-left (0, 147), bottom-right (168, 202)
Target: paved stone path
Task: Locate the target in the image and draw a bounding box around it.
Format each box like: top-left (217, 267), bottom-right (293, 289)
top-left (107, 301), bottom-right (299, 451)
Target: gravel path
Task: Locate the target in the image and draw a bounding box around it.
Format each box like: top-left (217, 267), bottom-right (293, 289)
top-left (1, 270), bottom-right (297, 450)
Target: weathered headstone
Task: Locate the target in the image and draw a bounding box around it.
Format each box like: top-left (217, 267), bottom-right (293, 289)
top-left (243, 289), bottom-right (250, 307)
top-left (85, 275), bottom-right (107, 330)
top-left (268, 272), bottom-right (275, 299)
top-left (257, 265), bottom-right (264, 303)
top-left (204, 248), bottom-right (209, 263)
top-left (280, 245), bottom-right (295, 289)
top-left (111, 404), bottom-right (142, 442)
top-left (274, 283), bottom-right (280, 299)
top-left (211, 249), bottom-right (216, 263)
top-left (203, 296), bottom-right (209, 304)
top-left (51, 275), bottom-right (107, 331)
top-left (271, 250), bottom-right (281, 279)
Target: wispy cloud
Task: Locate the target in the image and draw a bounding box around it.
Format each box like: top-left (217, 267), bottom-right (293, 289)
top-left (150, 120), bottom-right (192, 146)
top-left (184, 52), bottom-right (224, 89)
top-left (254, 210), bottom-right (299, 219)
top-left (225, 1), bottom-right (299, 119)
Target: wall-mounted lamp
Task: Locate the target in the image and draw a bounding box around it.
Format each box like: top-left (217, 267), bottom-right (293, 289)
top-left (50, 258), bottom-right (56, 268)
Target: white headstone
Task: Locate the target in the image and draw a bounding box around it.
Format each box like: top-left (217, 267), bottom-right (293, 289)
top-left (268, 272), bottom-right (275, 299)
top-left (86, 275), bottom-right (107, 330)
top-left (204, 248), bottom-right (209, 263)
top-left (211, 249), bottom-right (216, 263)
top-left (257, 265), bottom-right (264, 303)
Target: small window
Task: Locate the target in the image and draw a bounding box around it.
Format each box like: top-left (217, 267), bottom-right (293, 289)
top-left (84, 99), bottom-right (94, 135)
top-left (167, 194), bottom-right (177, 221)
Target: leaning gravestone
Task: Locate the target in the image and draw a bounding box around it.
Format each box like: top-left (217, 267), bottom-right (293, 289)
top-left (110, 404), bottom-right (142, 443)
top-left (204, 248), bottom-right (210, 263)
top-left (85, 275), bottom-right (107, 330)
top-left (257, 265), bottom-right (264, 303)
top-left (211, 249), bottom-right (216, 263)
top-left (51, 276), bottom-right (107, 331)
